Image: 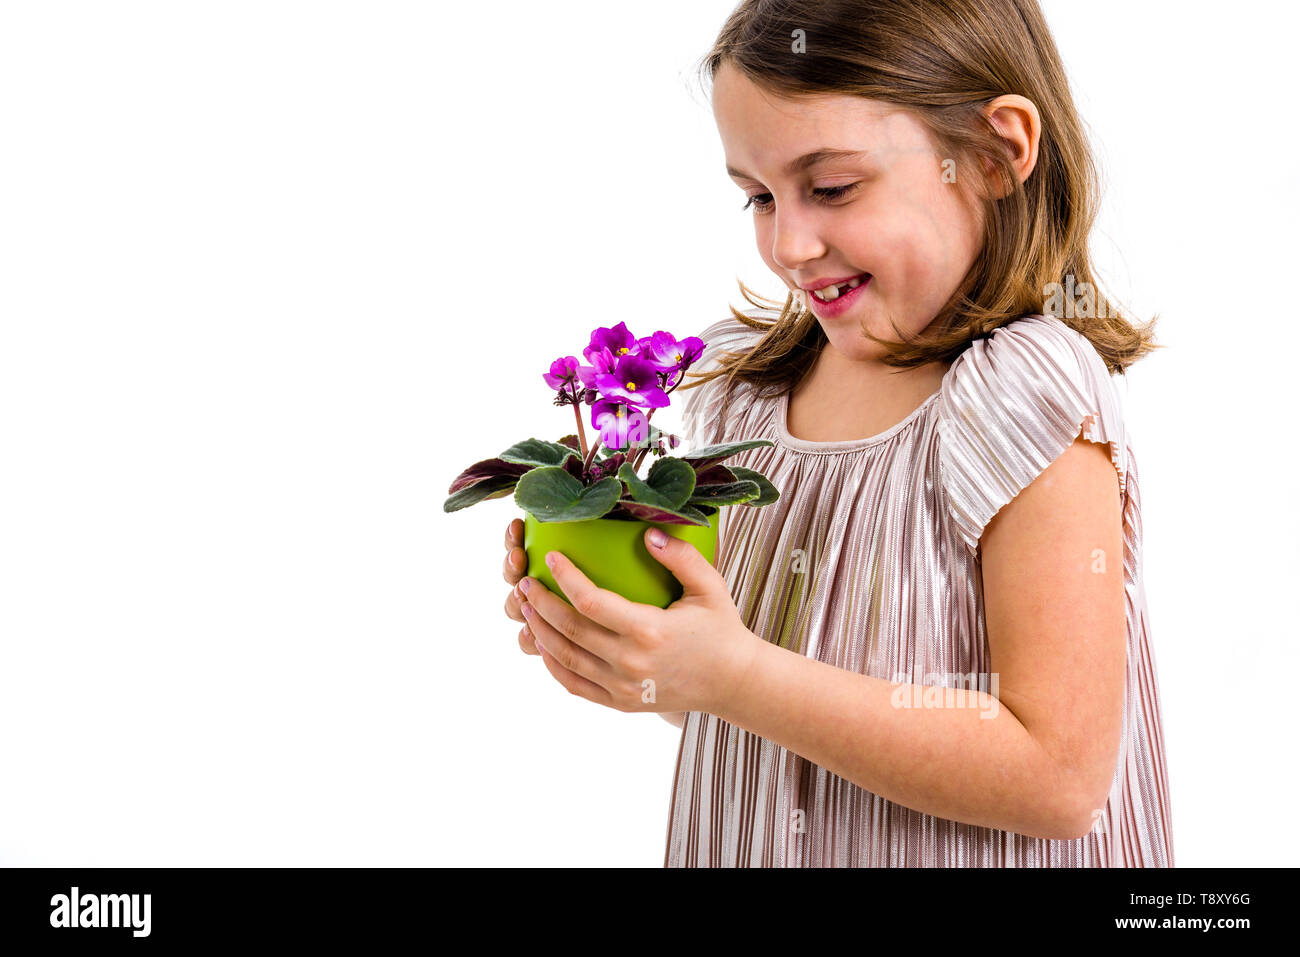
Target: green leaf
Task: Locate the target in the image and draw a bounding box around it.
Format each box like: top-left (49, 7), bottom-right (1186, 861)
top-left (645, 457), bottom-right (696, 507)
top-left (617, 463), bottom-right (669, 509)
top-left (618, 458), bottom-right (696, 511)
top-left (513, 468), bottom-right (621, 522)
top-left (687, 480), bottom-right (761, 507)
top-left (447, 457), bottom-right (530, 495)
top-left (681, 439), bottom-right (774, 470)
top-left (728, 465), bottom-right (780, 506)
top-left (444, 474), bottom-right (522, 512)
top-left (499, 438), bottom-right (580, 469)
top-left (692, 464), bottom-right (737, 485)
top-left (617, 500), bottom-right (711, 526)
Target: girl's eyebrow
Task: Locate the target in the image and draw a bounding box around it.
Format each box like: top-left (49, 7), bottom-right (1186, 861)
top-left (726, 148), bottom-right (873, 181)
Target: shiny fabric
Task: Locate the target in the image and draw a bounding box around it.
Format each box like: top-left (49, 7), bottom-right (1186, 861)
top-left (663, 313), bottom-right (1174, 867)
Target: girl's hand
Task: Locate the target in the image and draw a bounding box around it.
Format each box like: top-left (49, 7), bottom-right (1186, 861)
top-left (517, 527), bottom-right (760, 715)
top-left (502, 518), bottom-right (541, 656)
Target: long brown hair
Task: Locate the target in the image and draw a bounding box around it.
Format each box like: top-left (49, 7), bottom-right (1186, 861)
top-left (680, 0), bottom-right (1162, 405)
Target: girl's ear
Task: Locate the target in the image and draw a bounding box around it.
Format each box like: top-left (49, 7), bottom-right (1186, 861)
top-left (980, 94), bottom-right (1042, 198)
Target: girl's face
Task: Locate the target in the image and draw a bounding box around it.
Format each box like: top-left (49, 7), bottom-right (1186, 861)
top-left (712, 61), bottom-right (985, 363)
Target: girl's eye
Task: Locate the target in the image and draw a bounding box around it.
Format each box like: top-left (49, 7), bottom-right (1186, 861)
top-left (742, 183), bottom-right (860, 214)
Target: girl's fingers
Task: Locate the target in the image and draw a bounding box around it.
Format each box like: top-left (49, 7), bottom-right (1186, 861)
top-left (522, 600), bottom-right (616, 691)
top-left (505, 590), bottom-right (524, 623)
top-left (502, 546), bottom-right (526, 586)
top-left (518, 624), bottom-right (540, 655)
top-left (536, 635), bottom-right (612, 707)
top-left (501, 521), bottom-right (528, 624)
top-left (522, 578), bottom-right (620, 665)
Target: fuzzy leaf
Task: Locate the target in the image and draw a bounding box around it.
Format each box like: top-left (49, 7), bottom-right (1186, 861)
top-left (617, 463), bottom-right (670, 509)
top-left (618, 459), bottom-right (695, 511)
top-left (616, 500), bottom-right (710, 526)
top-left (444, 473), bottom-right (523, 512)
top-left (687, 480), bottom-right (761, 507)
top-left (447, 457), bottom-right (531, 496)
top-left (563, 454), bottom-right (585, 481)
top-left (514, 468), bottom-right (621, 522)
top-left (681, 439), bottom-right (774, 471)
top-left (645, 457), bottom-right (696, 507)
top-left (499, 438), bottom-right (580, 469)
top-left (728, 465), bottom-right (780, 506)
top-left (692, 464), bottom-right (736, 485)
top-left (598, 502), bottom-right (645, 522)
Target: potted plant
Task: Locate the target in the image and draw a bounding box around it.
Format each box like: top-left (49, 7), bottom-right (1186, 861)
top-left (444, 321), bottom-right (780, 608)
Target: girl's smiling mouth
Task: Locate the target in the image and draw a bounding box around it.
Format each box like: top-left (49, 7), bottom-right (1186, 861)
top-left (800, 273), bottom-right (871, 316)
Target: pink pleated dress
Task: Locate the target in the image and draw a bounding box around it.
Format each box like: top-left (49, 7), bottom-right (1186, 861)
top-left (664, 313), bottom-right (1174, 867)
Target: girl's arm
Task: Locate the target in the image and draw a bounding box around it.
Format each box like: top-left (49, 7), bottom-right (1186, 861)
top-left (658, 711), bottom-right (686, 728)
top-left (714, 436), bottom-right (1127, 841)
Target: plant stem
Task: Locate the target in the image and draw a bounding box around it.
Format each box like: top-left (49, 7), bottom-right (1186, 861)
top-left (630, 408), bottom-right (657, 473)
top-left (583, 437), bottom-right (603, 472)
top-left (569, 385), bottom-right (589, 461)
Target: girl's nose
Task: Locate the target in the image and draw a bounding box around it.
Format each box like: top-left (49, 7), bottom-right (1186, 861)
top-left (770, 206), bottom-right (827, 272)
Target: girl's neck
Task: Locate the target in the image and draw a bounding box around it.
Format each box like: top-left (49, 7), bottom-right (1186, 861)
top-left (785, 346), bottom-right (953, 444)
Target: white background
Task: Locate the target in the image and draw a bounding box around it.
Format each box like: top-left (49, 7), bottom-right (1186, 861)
top-left (1, 1), bottom-right (1295, 866)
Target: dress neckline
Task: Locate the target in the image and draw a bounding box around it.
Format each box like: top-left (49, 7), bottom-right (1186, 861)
top-left (775, 389), bottom-right (940, 452)
top-left (774, 363), bottom-right (955, 453)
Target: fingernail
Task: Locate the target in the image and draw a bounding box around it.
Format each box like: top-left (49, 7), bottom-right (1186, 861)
top-left (545, 552), bottom-right (558, 570)
top-left (519, 577), bottom-right (531, 594)
top-left (521, 602), bottom-right (533, 619)
top-left (648, 528), bottom-right (668, 548)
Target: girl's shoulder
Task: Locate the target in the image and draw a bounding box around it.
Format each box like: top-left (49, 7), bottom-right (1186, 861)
top-left (935, 313), bottom-right (1130, 559)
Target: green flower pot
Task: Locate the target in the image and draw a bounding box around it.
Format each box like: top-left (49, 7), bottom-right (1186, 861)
top-left (522, 509), bottom-right (720, 609)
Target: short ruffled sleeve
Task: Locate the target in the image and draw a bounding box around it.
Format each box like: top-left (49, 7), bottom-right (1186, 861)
top-left (936, 314), bottom-right (1128, 559)
top-left (679, 315), bottom-right (763, 448)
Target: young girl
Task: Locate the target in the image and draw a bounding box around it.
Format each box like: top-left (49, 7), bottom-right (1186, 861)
top-left (502, 0), bottom-right (1173, 867)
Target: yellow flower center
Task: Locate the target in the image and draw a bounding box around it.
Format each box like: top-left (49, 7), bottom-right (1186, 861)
top-left (617, 346), bottom-right (630, 355)
top-left (625, 381), bottom-right (637, 391)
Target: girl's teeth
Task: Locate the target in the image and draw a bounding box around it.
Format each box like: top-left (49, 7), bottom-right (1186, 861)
top-left (812, 276), bottom-right (865, 302)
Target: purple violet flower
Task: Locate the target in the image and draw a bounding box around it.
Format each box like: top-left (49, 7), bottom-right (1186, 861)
top-left (591, 399), bottom-right (650, 450)
top-left (585, 322), bottom-right (638, 361)
top-left (542, 356), bottom-right (580, 391)
top-left (576, 345), bottom-right (617, 390)
top-left (640, 332), bottom-right (705, 372)
top-left (594, 354), bottom-right (670, 408)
